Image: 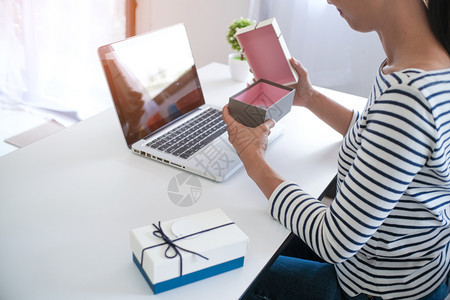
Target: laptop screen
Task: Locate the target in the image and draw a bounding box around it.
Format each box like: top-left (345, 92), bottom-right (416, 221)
top-left (98, 24), bottom-right (205, 147)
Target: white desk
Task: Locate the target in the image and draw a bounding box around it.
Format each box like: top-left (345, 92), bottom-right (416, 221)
top-left (0, 63), bottom-right (366, 300)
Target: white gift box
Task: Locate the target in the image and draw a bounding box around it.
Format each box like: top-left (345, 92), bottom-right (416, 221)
top-left (130, 209), bottom-right (249, 294)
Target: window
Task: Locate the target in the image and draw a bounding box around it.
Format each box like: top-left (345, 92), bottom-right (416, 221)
top-left (0, 0), bottom-right (126, 122)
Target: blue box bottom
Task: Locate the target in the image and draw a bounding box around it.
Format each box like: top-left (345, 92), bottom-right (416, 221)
top-left (132, 253), bottom-right (245, 294)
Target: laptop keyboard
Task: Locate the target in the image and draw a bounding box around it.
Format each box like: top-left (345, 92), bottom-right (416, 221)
top-left (146, 108), bottom-right (227, 159)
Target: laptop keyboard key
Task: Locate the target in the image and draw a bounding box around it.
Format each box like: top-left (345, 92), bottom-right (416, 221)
top-left (146, 108), bottom-right (226, 159)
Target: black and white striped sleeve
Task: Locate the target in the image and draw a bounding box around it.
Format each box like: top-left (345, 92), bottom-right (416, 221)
top-left (269, 83), bottom-right (437, 264)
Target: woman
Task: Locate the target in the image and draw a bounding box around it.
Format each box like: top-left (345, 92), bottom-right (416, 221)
top-left (222, 0), bottom-right (450, 299)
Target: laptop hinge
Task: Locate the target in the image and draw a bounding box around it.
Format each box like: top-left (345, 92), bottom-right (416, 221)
top-left (141, 107), bottom-right (201, 142)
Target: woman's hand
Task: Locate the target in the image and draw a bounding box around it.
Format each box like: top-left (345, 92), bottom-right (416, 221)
top-left (222, 104), bottom-right (284, 198)
top-left (289, 57), bottom-right (354, 135)
top-left (222, 104), bottom-right (275, 170)
top-left (289, 57), bottom-right (318, 109)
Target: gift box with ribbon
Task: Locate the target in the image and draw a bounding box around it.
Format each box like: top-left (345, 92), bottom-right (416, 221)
top-left (130, 209), bottom-right (249, 294)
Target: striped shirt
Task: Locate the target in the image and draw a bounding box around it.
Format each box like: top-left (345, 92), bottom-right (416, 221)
top-left (269, 65), bottom-right (450, 299)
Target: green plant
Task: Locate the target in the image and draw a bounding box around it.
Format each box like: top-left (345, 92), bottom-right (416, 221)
top-left (226, 17), bottom-right (255, 60)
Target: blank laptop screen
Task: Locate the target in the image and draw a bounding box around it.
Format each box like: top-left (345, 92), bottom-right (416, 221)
top-left (99, 24), bottom-right (205, 147)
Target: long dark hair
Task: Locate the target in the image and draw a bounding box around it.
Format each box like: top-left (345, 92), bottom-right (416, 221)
top-left (428, 0), bottom-right (450, 56)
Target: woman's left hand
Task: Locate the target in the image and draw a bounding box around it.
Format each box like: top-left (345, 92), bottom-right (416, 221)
top-left (222, 104), bottom-right (275, 175)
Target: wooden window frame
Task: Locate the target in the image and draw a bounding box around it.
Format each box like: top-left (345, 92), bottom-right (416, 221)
top-left (126, 0), bottom-right (137, 37)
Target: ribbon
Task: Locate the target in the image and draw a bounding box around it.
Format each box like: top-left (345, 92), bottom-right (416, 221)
top-left (140, 221), bottom-right (235, 277)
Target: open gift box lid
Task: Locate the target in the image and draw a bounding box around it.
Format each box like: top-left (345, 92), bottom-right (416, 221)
top-left (235, 17), bottom-right (298, 86)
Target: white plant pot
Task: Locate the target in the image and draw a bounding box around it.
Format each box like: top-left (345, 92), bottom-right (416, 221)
top-left (228, 53), bottom-right (250, 82)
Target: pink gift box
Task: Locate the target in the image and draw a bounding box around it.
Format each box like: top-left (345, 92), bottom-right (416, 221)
top-left (229, 18), bottom-right (296, 127)
top-left (229, 79), bottom-right (294, 127)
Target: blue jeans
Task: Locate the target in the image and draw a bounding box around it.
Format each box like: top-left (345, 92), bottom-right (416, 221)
top-left (244, 235), bottom-right (450, 300)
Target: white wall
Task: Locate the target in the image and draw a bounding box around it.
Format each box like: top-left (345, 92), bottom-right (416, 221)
top-left (136, 0), bottom-right (251, 68)
top-left (135, 0), bottom-right (386, 98)
top-left (250, 1), bottom-right (386, 98)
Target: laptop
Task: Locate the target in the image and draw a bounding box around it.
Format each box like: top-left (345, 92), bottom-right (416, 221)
top-left (98, 23), bottom-right (282, 182)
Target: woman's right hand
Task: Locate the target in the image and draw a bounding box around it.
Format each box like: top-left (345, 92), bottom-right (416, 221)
top-left (289, 57), bottom-right (318, 108)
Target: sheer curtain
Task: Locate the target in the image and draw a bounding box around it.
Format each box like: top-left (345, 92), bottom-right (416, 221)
top-left (0, 0), bottom-right (125, 122)
top-left (249, 0), bottom-right (385, 97)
